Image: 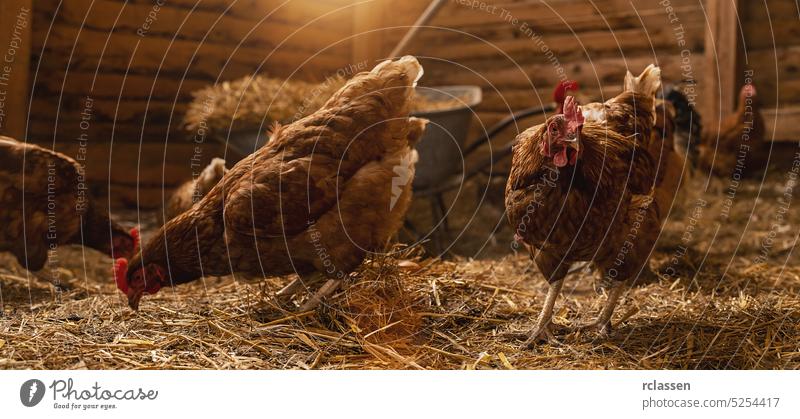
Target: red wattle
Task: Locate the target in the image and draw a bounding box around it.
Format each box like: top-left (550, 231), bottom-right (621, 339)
top-left (114, 258), bottom-right (129, 294)
top-left (130, 227), bottom-right (140, 253)
top-left (553, 147), bottom-right (568, 167)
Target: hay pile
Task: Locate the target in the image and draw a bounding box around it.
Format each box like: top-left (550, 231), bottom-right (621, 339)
top-left (1, 168), bottom-right (799, 369)
top-left (182, 74), bottom-right (346, 139)
top-left (183, 73), bottom-right (476, 141)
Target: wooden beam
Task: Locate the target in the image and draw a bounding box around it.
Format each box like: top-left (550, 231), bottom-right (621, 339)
top-left (703, 0), bottom-right (741, 127)
top-left (764, 106), bottom-right (800, 142)
top-left (0, 0), bottom-right (32, 139)
top-left (352, 0), bottom-right (387, 67)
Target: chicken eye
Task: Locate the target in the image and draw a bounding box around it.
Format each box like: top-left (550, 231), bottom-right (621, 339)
top-left (548, 125), bottom-right (559, 136)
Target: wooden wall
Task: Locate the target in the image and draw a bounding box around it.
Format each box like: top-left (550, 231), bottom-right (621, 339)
top-left (357, 0), bottom-right (798, 155)
top-left (27, 0), bottom-right (355, 206)
top-left (0, 0), bottom-right (32, 139)
top-left (740, 0), bottom-right (800, 140)
top-left (356, 0), bottom-right (708, 166)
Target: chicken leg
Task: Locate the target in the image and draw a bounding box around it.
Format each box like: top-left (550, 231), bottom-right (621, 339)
top-left (570, 282), bottom-right (625, 337)
top-left (274, 272), bottom-right (325, 306)
top-left (524, 278), bottom-right (564, 347)
top-left (299, 279), bottom-right (342, 312)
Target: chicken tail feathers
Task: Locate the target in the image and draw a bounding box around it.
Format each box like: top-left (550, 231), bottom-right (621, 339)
top-left (372, 55), bottom-right (424, 87)
top-left (624, 64), bottom-right (662, 98)
top-left (405, 117), bottom-right (429, 148)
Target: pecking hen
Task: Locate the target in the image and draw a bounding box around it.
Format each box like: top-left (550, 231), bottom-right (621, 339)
top-left (505, 65), bottom-right (676, 346)
top-left (0, 136), bottom-right (138, 282)
top-left (698, 84), bottom-right (765, 177)
top-left (115, 56), bottom-right (427, 310)
top-left (163, 158), bottom-right (227, 222)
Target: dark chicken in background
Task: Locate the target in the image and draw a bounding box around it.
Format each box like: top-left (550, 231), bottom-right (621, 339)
top-left (115, 56), bottom-right (427, 311)
top-left (0, 136), bottom-right (138, 283)
top-left (698, 84), bottom-right (766, 177)
top-left (506, 65), bottom-right (678, 345)
top-left (659, 85), bottom-right (702, 168)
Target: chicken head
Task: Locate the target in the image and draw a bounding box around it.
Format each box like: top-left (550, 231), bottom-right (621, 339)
top-left (540, 95), bottom-right (584, 168)
top-left (114, 257), bottom-right (165, 310)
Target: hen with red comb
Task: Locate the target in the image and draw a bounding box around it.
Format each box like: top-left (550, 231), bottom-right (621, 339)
top-left (698, 83), bottom-right (765, 177)
top-left (116, 56), bottom-right (427, 311)
top-left (506, 65), bottom-right (680, 346)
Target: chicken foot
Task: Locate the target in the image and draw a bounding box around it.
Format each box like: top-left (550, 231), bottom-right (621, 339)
top-left (299, 279), bottom-right (342, 312)
top-left (569, 282), bottom-right (625, 337)
top-left (523, 278), bottom-right (564, 348)
top-left (274, 272), bottom-right (325, 306)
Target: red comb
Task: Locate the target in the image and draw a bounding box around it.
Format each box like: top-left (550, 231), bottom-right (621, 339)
top-left (554, 80), bottom-right (579, 102)
top-left (564, 96), bottom-right (584, 130)
top-left (130, 227), bottom-right (140, 253)
top-left (114, 258), bottom-right (129, 294)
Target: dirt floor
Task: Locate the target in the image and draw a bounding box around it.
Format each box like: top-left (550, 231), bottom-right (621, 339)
top-left (1, 145), bottom-right (799, 369)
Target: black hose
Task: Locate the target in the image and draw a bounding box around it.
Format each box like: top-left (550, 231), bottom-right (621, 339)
top-left (461, 104), bottom-right (555, 157)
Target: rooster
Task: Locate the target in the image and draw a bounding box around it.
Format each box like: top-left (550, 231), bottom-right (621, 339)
top-left (114, 56), bottom-right (427, 310)
top-left (699, 84), bottom-right (765, 177)
top-left (164, 158), bottom-right (227, 222)
top-left (0, 136), bottom-right (138, 283)
top-left (505, 65), bottom-right (672, 345)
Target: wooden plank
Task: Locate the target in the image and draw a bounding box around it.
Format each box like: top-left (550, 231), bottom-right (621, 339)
top-left (423, 53), bottom-right (704, 91)
top-left (741, 0), bottom-right (800, 23)
top-left (32, 71), bottom-right (211, 101)
top-left (31, 97), bottom-right (187, 124)
top-left (703, 0), bottom-right (741, 127)
top-left (742, 19), bottom-right (800, 50)
top-left (28, 120), bottom-right (176, 144)
top-left (410, 5), bottom-right (706, 54)
top-left (437, 0), bottom-right (700, 28)
top-left (33, 24), bottom-right (348, 80)
top-left (764, 106), bottom-right (800, 142)
top-left (420, 23), bottom-right (705, 64)
top-left (127, 0), bottom-right (354, 29)
top-left (0, 0), bottom-right (32, 138)
top-left (352, 0), bottom-right (388, 66)
top-left (46, 0), bottom-right (350, 57)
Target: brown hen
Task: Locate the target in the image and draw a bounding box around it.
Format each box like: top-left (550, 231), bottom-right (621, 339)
top-left (0, 136), bottom-right (137, 283)
top-left (505, 65), bottom-right (676, 345)
top-left (115, 56), bottom-right (427, 310)
top-left (698, 84), bottom-right (765, 177)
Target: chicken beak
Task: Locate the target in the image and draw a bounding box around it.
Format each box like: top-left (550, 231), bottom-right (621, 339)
top-left (563, 132), bottom-right (580, 151)
top-left (127, 289), bottom-right (143, 311)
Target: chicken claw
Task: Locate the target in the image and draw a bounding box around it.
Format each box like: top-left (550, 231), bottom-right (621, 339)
top-left (522, 279), bottom-right (564, 348)
top-left (274, 273), bottom-right (325, 307)
top-left (523, 321), bottom-right (559, 348)
top-left (299, 279), bottom-right (342, 312)
top-left (568, 283), bottom-right (625, 338)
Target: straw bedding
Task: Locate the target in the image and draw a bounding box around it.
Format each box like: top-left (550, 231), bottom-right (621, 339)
top-left (1, 165), bottom-right (798, 370)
